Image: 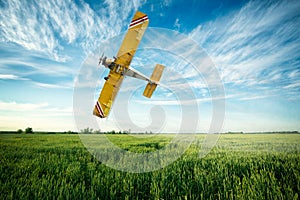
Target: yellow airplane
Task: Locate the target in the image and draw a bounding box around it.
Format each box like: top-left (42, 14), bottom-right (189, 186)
top-left (93, 11), bottom-right (165, 118)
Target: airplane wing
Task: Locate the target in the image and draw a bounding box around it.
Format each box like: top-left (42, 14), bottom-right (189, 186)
top-left (115, 11), bottom-right (149, 67)
top-left (93, 70), bottom-right (124, 118)
top-left (93, 11), bottom-right (149, 118)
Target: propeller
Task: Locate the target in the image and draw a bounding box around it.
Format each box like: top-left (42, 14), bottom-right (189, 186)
top-left (98, 53), bottom-right (104, 65)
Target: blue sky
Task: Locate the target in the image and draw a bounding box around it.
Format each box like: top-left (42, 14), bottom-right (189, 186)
top-left (0, 0), bottom-right (299, 132)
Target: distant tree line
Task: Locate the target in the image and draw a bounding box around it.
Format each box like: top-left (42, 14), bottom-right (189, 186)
top-left (79, 127), bottom-right (132, 134)
top-left (225, 131), bottom-right (300, 134)
top-left (1, 128), bottom-right (299, 134)
top-left (79, 128), bottom-right (156, 134)
top-left (0, 127), bottom-right (134, 134)
top-left (0, 127), bottom-right (78, 134)
top-left (16, 127), bottom-right (33, 134)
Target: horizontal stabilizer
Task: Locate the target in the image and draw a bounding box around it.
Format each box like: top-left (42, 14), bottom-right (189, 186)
top-left (143, 83), bottom-right (158, 98)
top-left (143, 64), bottom-right (164, 98)
top-left (150, 64), bottom-right (164, 82)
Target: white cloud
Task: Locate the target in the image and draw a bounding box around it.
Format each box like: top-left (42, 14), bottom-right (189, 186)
top-left (34, 82), bottom-right (72, 89)
top-left (0, 101), bottom-right (48, 111)
top-left (162, 0), bottom-right (173, 7)
top-left (0, 58), bottom-right (75, 77)
top-left (0, 0), bottom-right (146, 61)
top-left (0, 100), bottom-right (73, 114)
top-left (0, 115), bottom-right (75, 131)
top-left (238, 95), bottom-right (272, 101)
top-left (288, 69), bottom-right (300, 79)
top-left (222, 108), bottom-right (300, 132)
top-left (174, 18), bottom-right (180, 30)
top-left (0, 74), bottom-right (29, 81)
top-left (190, 0), bottom-right (300, 92)
top-left (0, 100), bottom-right (74, 131)
top-left (283, 82), bottom-right (300, 89)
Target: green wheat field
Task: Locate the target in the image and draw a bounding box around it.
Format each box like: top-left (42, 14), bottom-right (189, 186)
top-left (1, 133), bottom-right (299, 199)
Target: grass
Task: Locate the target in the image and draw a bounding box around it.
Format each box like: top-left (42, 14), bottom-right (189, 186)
top-left (0, 133), bottom-right (299, 199)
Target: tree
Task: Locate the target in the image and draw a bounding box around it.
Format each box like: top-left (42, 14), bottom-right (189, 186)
top-left (17, 129), bottom-right (23, 134)
top-left (80, 127), bottom-right (93, 134)
top-left (93, 129), bottom-right (102, 134)
top-left (25, 127), bottom-right (33, 134)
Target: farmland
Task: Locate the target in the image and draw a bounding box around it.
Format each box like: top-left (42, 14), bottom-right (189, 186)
top-left (1, 133), bottom-right (299, 199)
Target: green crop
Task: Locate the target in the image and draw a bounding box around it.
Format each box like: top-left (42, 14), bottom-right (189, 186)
top-left (1, 133), bottom-right (299, 199)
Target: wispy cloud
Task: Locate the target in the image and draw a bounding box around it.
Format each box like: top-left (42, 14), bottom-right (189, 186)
top-left (0, 101), bottom-right (73, 125)
top-left (0, 74), bottom-right (29, 81)
top-left (0, 58), bottom-right (75, 77)
top-left (190, 0), bottom-right (300, 97)
top-left (34, 82), bottom-right (72, 89)
top-left (174, 18), bottom-right (181, 30)
top-left (283, 82), bottom-right (300, 89)
top-left (162, 0), bottom-right (173, 7)
top-left (0, 0), bottom-right (146, 61)
top-left (0, 100), bottom-right (73, 131)
top-left (0, 101), bottom-right (48, 111)
top-left (238, 94), bottom-right (272, 101)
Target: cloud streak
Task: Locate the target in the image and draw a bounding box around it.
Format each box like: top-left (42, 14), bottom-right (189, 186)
top-left (190, 0), bottom-right (300, 99)
top-left (0, 0), bottom-right (145, 61)
top-left (0, 101), bottom-right (73, 130)
top-left (0, 101), bottom-right (49, 111)
top-left (0, 74), bottom-right (29, 81)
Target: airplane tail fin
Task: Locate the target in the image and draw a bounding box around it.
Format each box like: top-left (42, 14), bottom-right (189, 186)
top-left (143, 64), bottom-right (164, 98)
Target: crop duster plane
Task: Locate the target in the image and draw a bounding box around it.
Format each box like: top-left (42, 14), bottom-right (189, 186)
top-left (93, 11), bottom-right (165, 118)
